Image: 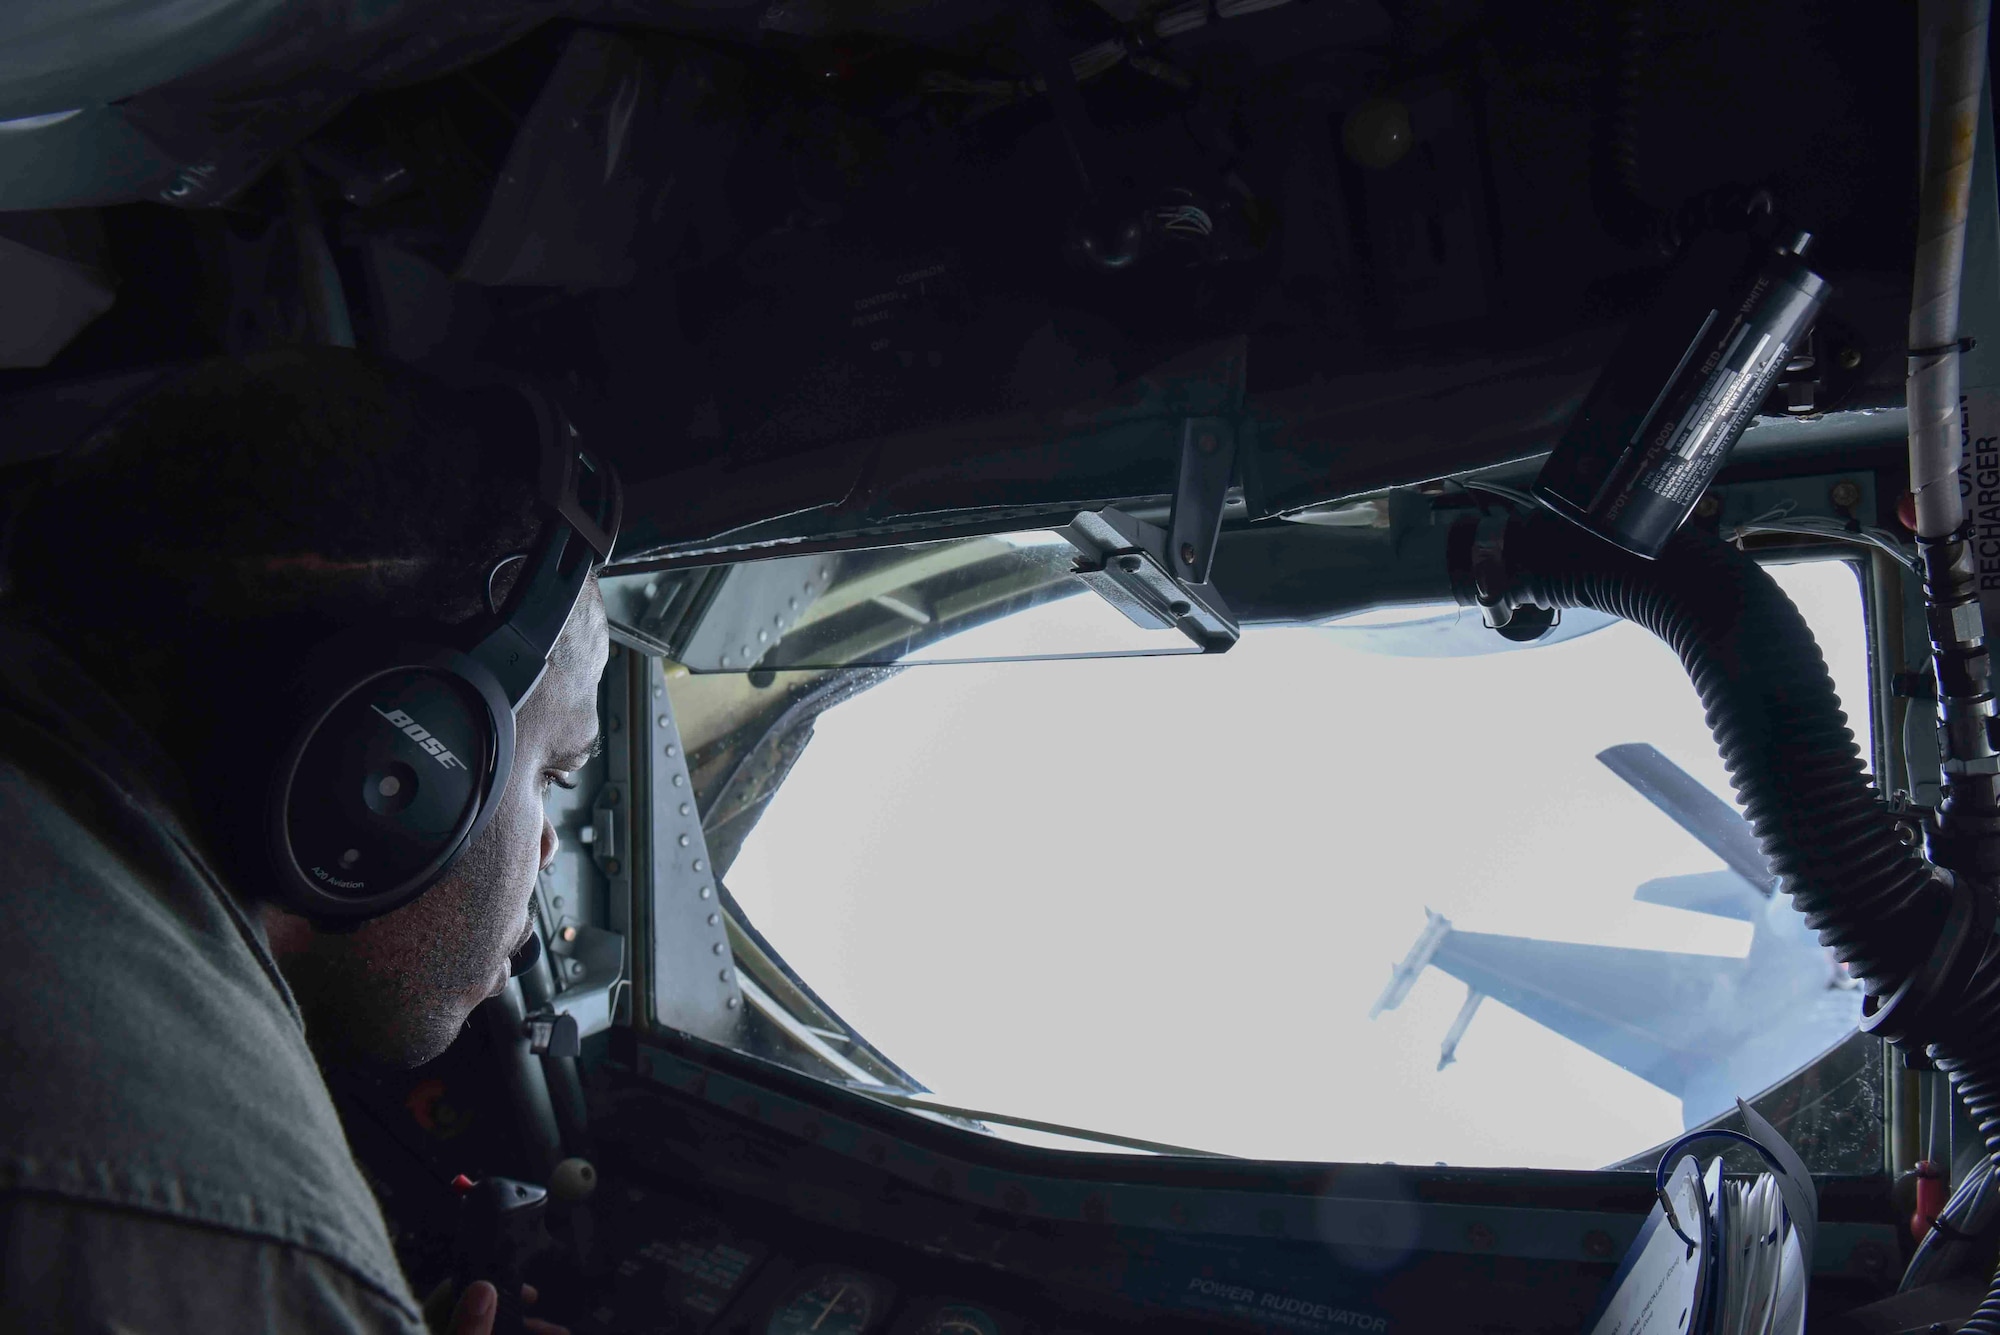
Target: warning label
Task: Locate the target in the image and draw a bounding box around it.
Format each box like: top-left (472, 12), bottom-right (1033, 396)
top-left (1122, 1247), bottom-right (1392, 1335)
top-left (1178, 1275), bottom-right (1391, 1333)
top-left (1959, 388), bottom-right (2000, 630)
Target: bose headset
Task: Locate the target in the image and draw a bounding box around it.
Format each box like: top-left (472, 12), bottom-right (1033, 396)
top-left (268, 383), bottom-right (622, 923)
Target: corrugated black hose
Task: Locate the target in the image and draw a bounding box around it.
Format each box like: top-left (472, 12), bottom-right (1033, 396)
top-left (1456, 511), bottom-right (2000, 1327)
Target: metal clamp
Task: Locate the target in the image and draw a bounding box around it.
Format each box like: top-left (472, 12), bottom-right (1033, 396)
top-left (1061, 507), bottom-right (1238, 651)
top-left (1058, 414), bottom-right (1241, 652)
top-left (1451, 511), bottom-right (1563, 644)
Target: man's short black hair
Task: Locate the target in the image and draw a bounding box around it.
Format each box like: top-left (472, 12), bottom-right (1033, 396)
top-left (5, 347), bottom-right (551, 799)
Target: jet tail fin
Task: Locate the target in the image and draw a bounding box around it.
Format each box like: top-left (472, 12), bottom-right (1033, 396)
top-left (1598, 743), bottom-right (1776, 894)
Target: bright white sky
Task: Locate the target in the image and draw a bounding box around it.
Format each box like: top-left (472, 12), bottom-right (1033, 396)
top-left (722, 560), bottom-right (1872, 1170)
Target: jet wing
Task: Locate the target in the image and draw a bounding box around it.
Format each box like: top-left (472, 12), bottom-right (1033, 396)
top-left (1428, 929), bottom-right (1743, 1097)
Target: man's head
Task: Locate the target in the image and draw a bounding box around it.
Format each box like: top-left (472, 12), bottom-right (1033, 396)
top-left (268, 585), bottom-right (608, 1065)
top-left (6, 348), bottom-right (611, 1066)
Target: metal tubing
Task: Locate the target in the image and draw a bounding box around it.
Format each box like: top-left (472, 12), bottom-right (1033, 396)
top-left (1919, 528), bottom-right (2000, 872)
top-left (1889, 1042), bottom-right (1923, 1177)
top-left (1910, 0), bottom-right (1990, 537)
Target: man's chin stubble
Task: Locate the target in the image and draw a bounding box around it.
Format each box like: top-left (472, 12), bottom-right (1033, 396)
top-left (280, 948), bottom-right (466, 1069)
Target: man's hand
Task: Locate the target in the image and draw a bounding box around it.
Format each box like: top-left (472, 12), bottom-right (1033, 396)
top-left (438, 1280), bottom-right (570, 1335)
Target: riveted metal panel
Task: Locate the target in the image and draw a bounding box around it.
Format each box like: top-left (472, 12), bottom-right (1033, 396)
top-left (640, 655), bottom-right (744, 1041)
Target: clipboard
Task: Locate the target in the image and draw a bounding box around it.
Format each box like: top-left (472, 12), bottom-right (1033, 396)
top-left (1584, 1155), bottom-right (1708, 1335)
top-left (1588, 1104), bottom-right (1816, 1335)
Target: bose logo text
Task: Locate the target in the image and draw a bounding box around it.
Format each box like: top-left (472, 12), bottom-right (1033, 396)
top-left (371, 706), bottom-right (469, 771)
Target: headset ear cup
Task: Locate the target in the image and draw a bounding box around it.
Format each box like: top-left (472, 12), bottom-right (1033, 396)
top-left (269, 647), bottom-right (514, 922)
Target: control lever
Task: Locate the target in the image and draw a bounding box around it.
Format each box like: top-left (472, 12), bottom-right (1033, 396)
top-left (451, 1174), bottom-right (551, 1334)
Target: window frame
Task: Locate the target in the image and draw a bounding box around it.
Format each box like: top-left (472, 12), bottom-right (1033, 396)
top-left (633, 526), bottom-right (1901, 1177)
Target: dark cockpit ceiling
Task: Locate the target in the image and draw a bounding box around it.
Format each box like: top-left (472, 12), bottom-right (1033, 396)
top-left (0, 0), bottom-right (1914, 567)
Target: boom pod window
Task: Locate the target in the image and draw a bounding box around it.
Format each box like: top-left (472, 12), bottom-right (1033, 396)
top-left (611, 541), bottom-right (1878, 1171)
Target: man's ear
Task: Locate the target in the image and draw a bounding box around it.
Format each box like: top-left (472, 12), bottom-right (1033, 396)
top-left (258, 900), bottom-right (318, 959)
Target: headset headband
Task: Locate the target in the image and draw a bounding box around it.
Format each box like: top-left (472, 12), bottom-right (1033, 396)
top-left (467, 386), bottom-right (623, 707)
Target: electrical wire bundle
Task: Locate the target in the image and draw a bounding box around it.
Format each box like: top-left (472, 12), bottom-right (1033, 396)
top-left (1902, 1157), bottom-right (2000, 1291)
top-left (1724, 499), bottom-right (1920, 573)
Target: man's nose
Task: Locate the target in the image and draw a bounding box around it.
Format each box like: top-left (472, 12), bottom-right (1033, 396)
top-left (539, 816), bottom-right (559, 870)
